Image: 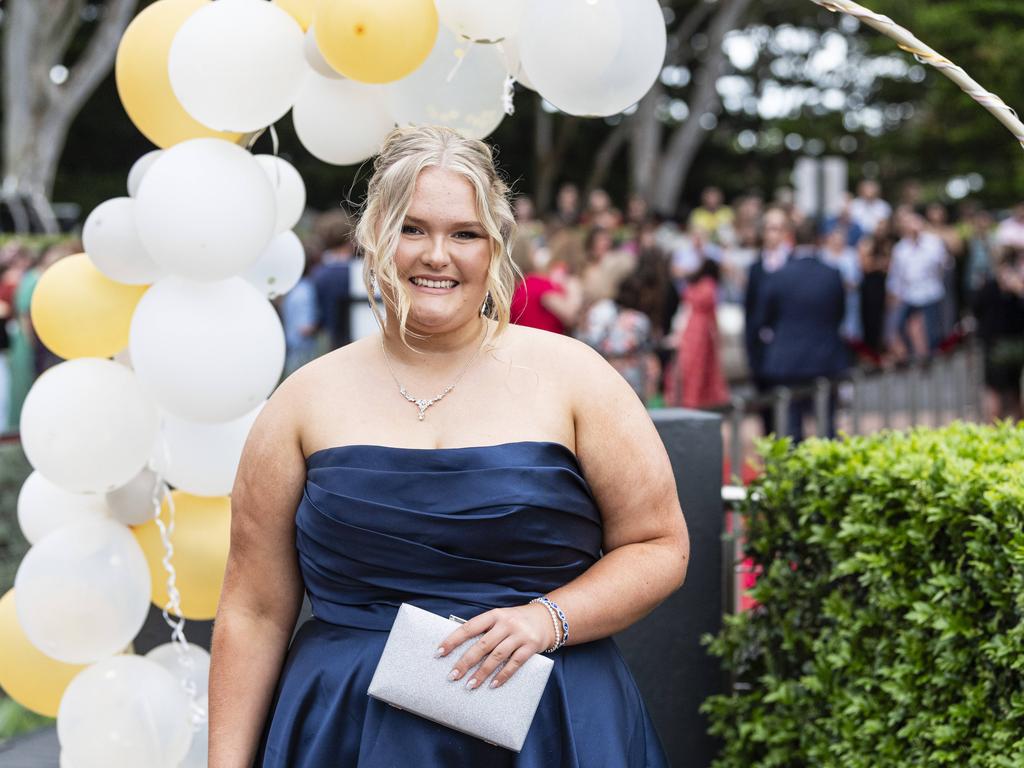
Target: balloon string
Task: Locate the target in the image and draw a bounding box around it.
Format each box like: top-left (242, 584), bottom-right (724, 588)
top-left (151, 431), bottom-right (206, 730)
top-left (811, 0), bottom-right (1024, 149)
top-left (446, 43), bottom-right (468, 84)
top-left (269, 124), bottom-right (280, 158)
top-left (244, 128), bottom-right (266, 152)
top-left (269, 125), bottom-right (282, 190)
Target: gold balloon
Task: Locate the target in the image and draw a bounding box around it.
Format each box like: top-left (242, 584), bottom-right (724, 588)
top-left (116, 0), bottom-right (242, 148)
top-left (133, 491), bottom-right (231, 621)
top-left (30, 254), bottom-right (148, 360)
top-left (314, 0), bottom-right (438, 84)
top-left (0, 589), bottom-right (87, 717)
top-left (274, 0), bottom-right (315, 31)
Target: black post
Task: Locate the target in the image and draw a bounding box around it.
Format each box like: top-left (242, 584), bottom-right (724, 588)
top-left (613, 408), bottom-right (724, 767)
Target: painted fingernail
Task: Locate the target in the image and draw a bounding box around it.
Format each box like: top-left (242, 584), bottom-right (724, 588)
top-left (434, 646), bottom-right (445, 658)
top-left (489, 679), bottom-right (500, 689)
top-left (448, 669), bottom-right (461, 681)
top-left (466, 678), bottom-right (479, 690)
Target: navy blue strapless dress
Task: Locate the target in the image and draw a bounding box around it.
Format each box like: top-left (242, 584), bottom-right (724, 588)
top-left (257, 441), bottom-right (669, 767)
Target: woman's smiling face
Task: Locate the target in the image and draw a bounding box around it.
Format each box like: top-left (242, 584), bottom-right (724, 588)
top-left (389, 166), bottom-right (492, 333)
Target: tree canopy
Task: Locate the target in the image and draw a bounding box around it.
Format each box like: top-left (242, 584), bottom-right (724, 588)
top-left (3, 0), bottom-right (1021, 227)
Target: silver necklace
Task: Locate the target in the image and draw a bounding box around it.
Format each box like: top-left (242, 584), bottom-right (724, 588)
top-left (380, 320), bottom-right (490, 422)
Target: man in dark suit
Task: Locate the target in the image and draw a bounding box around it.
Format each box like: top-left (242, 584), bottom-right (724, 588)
top-left (759, 223), bottom-right (849, 442)
top-left (311, 210), bottom-right (356, 350)
top-left (744, 207), bottom-right (795, 436)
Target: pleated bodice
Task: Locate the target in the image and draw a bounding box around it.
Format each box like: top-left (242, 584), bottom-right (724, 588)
top-left (297, 441), bottom-right (603, 630)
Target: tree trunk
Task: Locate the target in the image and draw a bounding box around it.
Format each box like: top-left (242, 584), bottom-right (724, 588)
top-left (650, 0), bottom-right (753, 216)
top-left (2, 0), bottom-right (137, 233)
top-left (532, 95), bottom-right (578, 215)
top-left (584, 119), bottom-right (630, 200)
top-left (629, 84), bottom-right (663, 202)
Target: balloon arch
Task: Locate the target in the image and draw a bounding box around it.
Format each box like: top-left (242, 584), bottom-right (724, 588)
top-left (0, 0), bottom-right (1019, 766)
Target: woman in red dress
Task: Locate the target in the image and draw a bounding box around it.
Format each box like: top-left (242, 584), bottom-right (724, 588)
top-left (664, 258), bottom-right (729, 408)
top-left (509, 235), bottom-right (583, 334)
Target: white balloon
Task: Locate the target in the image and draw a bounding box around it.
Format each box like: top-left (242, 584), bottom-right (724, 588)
top-left (105, 467), bottom-right (161, 526)
top-left (15, 520), bottom-right (151, 664)
top-left (20, 359), bottom-right (159, 494)
top-left (243, 231), bottom-right (305, 299)
top-left (127, 150), bottom-right (163, 198)
top-left (388, 27), bottom-right (509, 140)
top-left (83, 197), bottom-right (163, 285)
top-left (520, 0), bottom-right (666, 117)
top-left (17, 471), bottom-right (110, 545)
top-left (129, 277), bottom-right (285, 422)
top-left (146, 642), bottom-right (211, 702)
top-left (498, 36), bottom-right (535, 90)
top-left (436, 0), bottom-right (526, 43)
top-left (303, 25), bottom-right (343, 79)
top-left (179, 695), bottom-right (209, 768)
top-left (292, 72), bottom-right (394, 165)
top-left (168, 0), bottom-right (306, 132)
top-left (136, 138), bottom-right (277, 282)
top-left (58, 655), bottom-right (193, 768)
top-left (153, 403), bottom-right (264, 497)
top-left (255, 156), bottom-right (306, 235)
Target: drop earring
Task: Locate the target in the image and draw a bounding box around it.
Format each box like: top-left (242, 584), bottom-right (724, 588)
top-left (480, 291), bottom-right (493, 316)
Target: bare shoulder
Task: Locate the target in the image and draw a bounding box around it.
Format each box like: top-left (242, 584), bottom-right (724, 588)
top-left (507, 325), bottom-right (626, 403)
top-left (230, 340), bottom-right (373, 518)
top-left (500, 322), bottom-right (597, 375)
top-left (268, 337), bottom-right (377, 453)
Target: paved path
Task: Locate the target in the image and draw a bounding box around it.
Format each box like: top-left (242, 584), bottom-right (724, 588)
top-left (0, 726), bottom-right (58, 767)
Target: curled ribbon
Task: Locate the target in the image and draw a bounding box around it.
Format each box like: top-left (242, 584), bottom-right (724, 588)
top-left (811, 0), bottom-right (1024, 149)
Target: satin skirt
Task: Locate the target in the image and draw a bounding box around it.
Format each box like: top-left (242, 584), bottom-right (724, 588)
top-left (257, 619), bottom-right (669, 767)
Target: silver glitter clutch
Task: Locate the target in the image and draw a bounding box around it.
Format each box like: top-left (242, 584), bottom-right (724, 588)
top-left (367, 602), bottom-right (554, 752)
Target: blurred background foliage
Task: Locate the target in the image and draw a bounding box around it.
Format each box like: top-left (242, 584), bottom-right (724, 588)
top-left (2, 0), bottom-right (1020, 223)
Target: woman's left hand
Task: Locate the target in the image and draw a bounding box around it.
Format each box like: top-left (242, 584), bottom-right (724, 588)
top-left (436, 603), bottom-right (555, 690)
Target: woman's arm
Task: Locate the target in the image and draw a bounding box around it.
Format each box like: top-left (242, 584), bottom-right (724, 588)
top-left (438, 339), bottom-right (688, 688)
top-left (540, 275), bottom-right (584, 327)
top-left (542, 341), bottom-right (689, 641)
top-left (208, 377), bottom-right (309, 768)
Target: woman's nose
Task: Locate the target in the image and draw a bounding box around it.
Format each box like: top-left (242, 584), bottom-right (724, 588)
top-left (423, 236), bottom-right (450, 267)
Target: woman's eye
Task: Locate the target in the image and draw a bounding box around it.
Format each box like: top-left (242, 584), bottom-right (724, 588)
top-left (401, 224), bottom-right (421, 235)
top-left (454, 231), bottom-right (481, 240)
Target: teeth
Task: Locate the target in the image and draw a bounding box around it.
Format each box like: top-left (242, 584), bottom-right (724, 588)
top-left (411, 277), bottom-right (457, 289)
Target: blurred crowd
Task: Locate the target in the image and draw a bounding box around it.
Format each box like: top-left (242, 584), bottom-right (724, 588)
top-left (1, 179), bottom-right (1022, 440)
top-left (508, 179), bottom-right (1024, 434)
top-left (0, 239), bottom-right (79, 433)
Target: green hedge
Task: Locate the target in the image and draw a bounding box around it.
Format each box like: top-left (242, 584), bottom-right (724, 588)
top-left (0, 442), bottom-right (46, 744)
top-left (704, 421), bottom-right (1024, 767)
top-left (0, 442), bottom-right (31, 595)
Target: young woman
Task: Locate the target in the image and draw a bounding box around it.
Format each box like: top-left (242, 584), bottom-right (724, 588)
top-left (209, 126), bottom-right (689, 767)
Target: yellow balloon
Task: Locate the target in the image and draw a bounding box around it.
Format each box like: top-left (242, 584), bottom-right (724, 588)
top-left (30, 254), bottom-right (148, 360)
top-left (133, 491), bottom-right (231, 620)
top-left (314, 0), bottom-right (438, 84)
top-left (0, 590), bottom-right (87, 717)
top-left (116, 0), bottom-right (243, 148)
top-left (275, 0), bottom-right (315, 31)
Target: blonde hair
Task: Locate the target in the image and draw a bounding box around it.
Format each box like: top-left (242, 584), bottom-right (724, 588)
top-left (355, 125), bottom-right (521, 349)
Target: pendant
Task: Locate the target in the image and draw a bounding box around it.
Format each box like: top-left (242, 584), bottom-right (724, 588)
top-left (415, 399), bottom-right (432, 421)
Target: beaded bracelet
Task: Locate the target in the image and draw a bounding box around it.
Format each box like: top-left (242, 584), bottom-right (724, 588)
top-left (530, 596), bottom-right (569, 652)
top-left (531, 598), bottom-right (561, 652)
